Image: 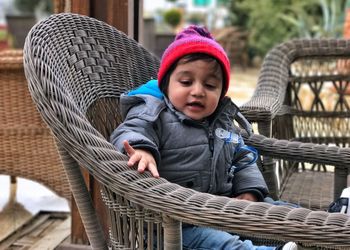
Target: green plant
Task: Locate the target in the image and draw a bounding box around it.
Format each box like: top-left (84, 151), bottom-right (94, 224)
top-left (229, 0), bottom-right (296, 58)
top-left (14, 0), bottom-right (53, 14)
top-left (0, 29), bottom-right (7, 40)
top-left (227, 0), bottom-right (347, 58)
top-left (278, 0), bottom-right (345, 38)
top-left (163, 8), bottom-right (182, 29)
top-left (186, 12), bottom-right (206, 25)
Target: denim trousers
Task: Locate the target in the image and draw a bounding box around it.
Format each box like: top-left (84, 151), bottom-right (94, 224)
top-left (181, 198), bottom-right (298, 249)
top-left (182, 225), bottom-right (276, 250)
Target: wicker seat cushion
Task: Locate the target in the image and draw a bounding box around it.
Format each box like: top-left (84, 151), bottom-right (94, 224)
top-left (280, 171), bottom-right (334, 210)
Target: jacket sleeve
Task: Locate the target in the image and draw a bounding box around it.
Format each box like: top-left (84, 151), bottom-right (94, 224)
top-left (230, 135), bottom-right (269, 201)
top-left (109, 104), bottom-right (161, 166)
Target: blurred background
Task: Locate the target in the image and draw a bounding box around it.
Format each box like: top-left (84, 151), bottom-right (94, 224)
top-left (142, 0), bottom-right (348, 66)
top-left (1, 0), bottom-right (349, 64)
top-left (1, 0), bottom-right (350, 103)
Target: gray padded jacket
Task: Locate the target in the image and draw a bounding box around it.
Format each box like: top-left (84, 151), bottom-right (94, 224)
top-left (110, 90), bottom-right (268, 200)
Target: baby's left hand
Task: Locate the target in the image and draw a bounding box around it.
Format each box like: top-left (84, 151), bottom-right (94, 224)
top-left (234, 193), bottom-right (257, 202)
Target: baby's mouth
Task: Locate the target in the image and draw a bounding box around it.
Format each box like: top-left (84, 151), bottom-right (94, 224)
top-left (187, 101), bottom-right (204, 108)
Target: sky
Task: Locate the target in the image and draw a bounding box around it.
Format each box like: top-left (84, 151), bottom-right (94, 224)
top-left (144, 0), bottom-right (180, 15)
top-left (0, 0), bottom-right (14, 24)
top-left (144, 0), bottom-right (168, 12)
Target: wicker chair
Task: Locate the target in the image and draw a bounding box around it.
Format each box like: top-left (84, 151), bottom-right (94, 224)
top-left (241, 39), bottom-right (350, 211)
top-left (24, 13), bottom-right (350, 250)
top-left (0, 49), bottom-right (70, 201)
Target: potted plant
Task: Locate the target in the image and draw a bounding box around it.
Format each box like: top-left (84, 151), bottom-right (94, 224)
top-left (163, 8), bottom-right (183, 30)
top-left (14, 0), bottom-right (52, 14)
top-left (6, 0), bottom-right (53, 48)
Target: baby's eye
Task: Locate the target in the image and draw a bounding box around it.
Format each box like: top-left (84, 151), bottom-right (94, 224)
top-left (205, 83), bottom-right (217, 89)
top-left (180, 80), bottom-right (192, 85)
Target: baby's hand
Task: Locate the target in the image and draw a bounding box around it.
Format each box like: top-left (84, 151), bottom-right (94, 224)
top-left (234, 193), bottom-right (257, 202)
top-left (123, 140), bottom-right (159, 178)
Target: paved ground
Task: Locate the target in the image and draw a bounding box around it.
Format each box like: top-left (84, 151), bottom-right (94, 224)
top-left (0, 176), bottom-right (70, 245)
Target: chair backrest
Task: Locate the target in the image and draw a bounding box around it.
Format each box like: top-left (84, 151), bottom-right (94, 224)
top-left (24, 13), bottom-right (160, 249)
top-left (243, 39), bottom-right (350, 143)
top-left (25, 12), bottom-right (159, 156)
top-left (0, 49), bottom-right (70, 201)
top-left (271, 41), bottom-right (350, 147)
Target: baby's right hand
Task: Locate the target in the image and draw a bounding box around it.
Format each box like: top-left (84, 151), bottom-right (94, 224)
top-left (123, 140), bottom-right (159, 178)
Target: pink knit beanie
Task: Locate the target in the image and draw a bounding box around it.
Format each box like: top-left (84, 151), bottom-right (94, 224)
top-left (158, 25), bottom-right (231, 96)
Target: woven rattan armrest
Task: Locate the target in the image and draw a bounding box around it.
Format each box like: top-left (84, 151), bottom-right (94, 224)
top-left (241, 129), bottom-right (350, 167)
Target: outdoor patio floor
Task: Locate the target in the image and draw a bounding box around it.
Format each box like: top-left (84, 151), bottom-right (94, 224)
top-left (0, 175), bottom-right (70, 249)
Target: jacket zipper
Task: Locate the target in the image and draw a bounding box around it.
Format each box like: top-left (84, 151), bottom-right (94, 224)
top-left (208, 129), bottom-right (214, 153)
top-left (207, 99), bottom-right (234, 192)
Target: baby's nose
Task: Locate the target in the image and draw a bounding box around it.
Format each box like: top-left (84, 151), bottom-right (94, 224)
top-left (191, 83), bottom-right (205, 96)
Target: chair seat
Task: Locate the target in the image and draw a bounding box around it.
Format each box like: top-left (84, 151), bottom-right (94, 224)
top-left (280, 171), bottom-right (334, 210)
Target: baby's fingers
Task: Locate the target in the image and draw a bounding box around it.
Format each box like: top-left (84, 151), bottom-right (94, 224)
top-left (127, 153), bottom-right (141, 167)
top-left (148, 163), bottom-right (159, 178)
top-left (123, 140), bottom-right (135, 156)
top-left (137, 162), bottom-right (159, 178)
top-left (137, 160), bottom-right (147, 174)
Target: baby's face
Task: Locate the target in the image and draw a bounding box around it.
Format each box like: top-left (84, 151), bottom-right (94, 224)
top-left (167, 58), bottom-right (223, 121)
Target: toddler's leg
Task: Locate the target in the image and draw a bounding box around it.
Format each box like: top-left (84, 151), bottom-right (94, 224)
top-left (182, 225), bottom-right (275, 250)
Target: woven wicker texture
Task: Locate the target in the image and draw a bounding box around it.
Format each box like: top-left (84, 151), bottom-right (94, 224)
top-left (24, 14), bottom-right (350, 249)
top-left (241, 39), bottom-right (350, 211)
top-left (0, 49), bottom-right (70, 201)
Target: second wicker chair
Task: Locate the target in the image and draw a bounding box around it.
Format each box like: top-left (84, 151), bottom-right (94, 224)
top-left (241, 39), bottom-right (350, 210)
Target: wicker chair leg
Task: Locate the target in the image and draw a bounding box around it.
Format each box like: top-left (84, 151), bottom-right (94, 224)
top-left (258, 121), bottom-right (279, 199)
top-left (162, 215), bottom-right (182, 250)
top-left (9, 176), bottom-right (17, 204)
top-left (57, 144), bottom-right (108, 249)
top-left (10, 176), bottom-right (16, 184)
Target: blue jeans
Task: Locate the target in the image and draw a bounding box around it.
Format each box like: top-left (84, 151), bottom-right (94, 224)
top-left (182, 226), bottom-right (276, 250)
top-left (264, 197), bottom-right (299, 208)
top-left (180, 198), bottom-right (297, 250)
